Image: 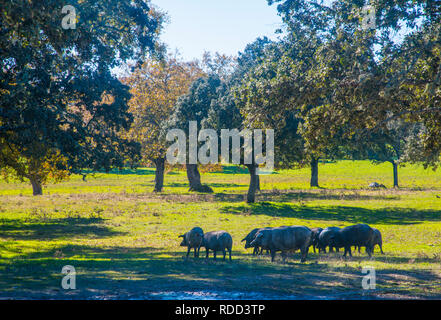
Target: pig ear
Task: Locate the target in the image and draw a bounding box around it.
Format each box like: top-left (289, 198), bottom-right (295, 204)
top-left (178, 234), bottom-right (184, 238)
top-left (256, 233), bottom-right (263, 239)
top-left (241, 238), bottom-right (246, 242)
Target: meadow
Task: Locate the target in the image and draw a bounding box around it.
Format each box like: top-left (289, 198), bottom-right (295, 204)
top-left (1, 160), bottom-right (441, 299)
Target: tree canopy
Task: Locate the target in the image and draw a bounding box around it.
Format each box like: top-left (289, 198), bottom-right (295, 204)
top-left (121, 56), bottom-right (203, 191)
top-left (0, 0), bottom-right (165, 194)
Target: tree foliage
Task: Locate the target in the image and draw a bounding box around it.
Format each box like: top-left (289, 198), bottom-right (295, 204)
top-left (259, 0), bottom-right (441, 173)
top-left (121, 56), bottom-right (203, 191)
top-left (0, 0), bottom-right (164, 194)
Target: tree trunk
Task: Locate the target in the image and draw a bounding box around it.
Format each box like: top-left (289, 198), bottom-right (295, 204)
top-left (186, 164), bottom-right (213, 193)
top-left (30, 178), bottom-right (43, 196)
top-left (310, 158), bottom-right (319, 187)
top-left (392, 161), bottom-right (399, 188)
top-left (186, 164), bottom-right (202, 190)
top-left (246, 164), bottom-right (258, 203)
top-left (153, 157), bottom-right (165, 192)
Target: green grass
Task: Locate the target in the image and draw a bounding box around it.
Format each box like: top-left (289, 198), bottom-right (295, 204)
top-left (1, 160), bottom-right (441, 299)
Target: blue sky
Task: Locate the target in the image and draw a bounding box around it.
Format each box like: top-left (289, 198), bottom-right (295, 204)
top-left (155, 0), bottom-right (284, 61)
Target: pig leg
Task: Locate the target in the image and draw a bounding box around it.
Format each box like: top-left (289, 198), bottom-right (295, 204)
top-left (281, 251), bottom-right (288, 263)
top-left (300, 247), bottom-right (308, 263)
top-left (366, 246), bottom-right (372, 257)
top-left (270, 250), bottom-right (276, 262)
top-left (343, 246), bottom-right (352, 257)
top-left (205, 248), bottom-right (209, 259)
top-left (186, 246), bottom-right (191, 258)
top-left (222, 248), bottom-right (226, 261)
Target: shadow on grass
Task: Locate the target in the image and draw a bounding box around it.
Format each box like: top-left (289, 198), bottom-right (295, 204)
top-left (81, 168), bottom-right (179, 176)
top-left (311, 250), bottom-right (441, 264)
top-left (213, 166), bottom-right (250, 174)
top-left (219, 202), bottom-right (441, 225)
top-left (211, 190), bottom-right (401, 203)
top-left (166, 182), bottom-right (247, 189)
top-left (258, 190), bottom-right (401, 202)
top-left (1, 244), bottom-right (440, 299)
top-left (133, 190), bottom-right (399, 204)
top-left (211, 166), bottom-right (280, 175)
top-left (0, 217), bottom-right (124, 240)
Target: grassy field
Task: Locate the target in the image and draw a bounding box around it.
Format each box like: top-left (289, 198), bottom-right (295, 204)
top-left (1, 160), bottom-right (441, 299)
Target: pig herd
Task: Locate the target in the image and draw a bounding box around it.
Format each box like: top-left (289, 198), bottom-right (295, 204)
top-left (179, 224), bottom-right (383, 263)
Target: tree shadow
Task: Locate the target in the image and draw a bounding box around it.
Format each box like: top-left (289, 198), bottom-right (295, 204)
top-left (113, 189), bottom-right (403, 204)
top-left (214, 166), bottom-right (250, 174)
top-left (1, 244), bottom-right (440, 299)
top-left (0, 217), bottom-right (124, 240)
top-left (309, 251), bottom-right (441, 264)
top-left (219, 202), bottom-right (441, 225)
top-left (212, 166), bottom-right (280, 175)
top-left (81, 168), bottom-right (179, 176)
top-left (257, 190), bottom-right (401, 202)
top-left (166, 182), bottom-right (246, 189)
top-left (214, 193), bottom-right (246, 202)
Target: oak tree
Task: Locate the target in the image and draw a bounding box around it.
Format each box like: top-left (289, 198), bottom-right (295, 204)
top-left (0, 0), bottom-right (164, 194)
